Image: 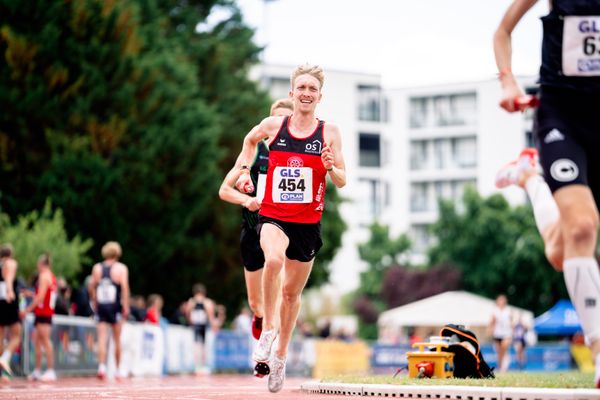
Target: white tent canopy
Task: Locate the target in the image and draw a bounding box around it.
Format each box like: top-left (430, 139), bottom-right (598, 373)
top-left (378, 291), bottom-right (534, 330)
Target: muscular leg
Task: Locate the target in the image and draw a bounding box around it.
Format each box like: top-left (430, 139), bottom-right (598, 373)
top-left (275, 258), bottom-right (313, 359)
top-left (38, 324), bottom-right (54, 369)
top-left (554, 186), bottom-right (600, 358)
top-left (96, 322), bottom-right (109, 365)
top-left (245, 269), bottom-right (264, 318)
top-left (259, 224), bottom-right (289, 332)
top-left (33, 327), bottom-right (42, 370)
top-left (6, 323), bottom-right (21, 355)
top-left (112, 321), bottom-right (123, 369)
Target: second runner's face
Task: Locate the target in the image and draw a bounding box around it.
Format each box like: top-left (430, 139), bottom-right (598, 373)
top-left (290, 74), bottom-right (321, 114)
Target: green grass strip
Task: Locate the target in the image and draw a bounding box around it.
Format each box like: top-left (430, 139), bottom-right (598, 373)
top-left (323, 371), bottom-right (594, 389)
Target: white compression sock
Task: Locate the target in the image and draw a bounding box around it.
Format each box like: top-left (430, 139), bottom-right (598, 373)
top-left (563, 257), bottom-right (600, 342)
top-left (524, 175), bottom-right (560, 234)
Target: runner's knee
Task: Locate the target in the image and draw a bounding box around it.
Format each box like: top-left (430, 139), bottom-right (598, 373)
top-left (563, 215), bottom-right (598, 247)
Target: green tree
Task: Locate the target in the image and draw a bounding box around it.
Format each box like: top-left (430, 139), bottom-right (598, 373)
top-left (0, 201), bottom-right (93, 281)
top-left (308, 182), bottom-right (347, 287)
top-left (353, 222), bottom-right (411, 339)
top-left (428, 186), bottom-right (568, 315)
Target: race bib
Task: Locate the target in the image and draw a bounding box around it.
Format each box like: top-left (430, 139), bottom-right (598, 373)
top-left (256, 173), bottom-right (267, 204)
top-left (272, 167), bottom-right (313, 204)
top-left (0, 282), bottom-right (6, 300)
top-left (97, 280), bottom-right (117, 304)
top-left (563, 16), bottom-right (600, 76)
top-left (190, 309), bottom-right (208, 325)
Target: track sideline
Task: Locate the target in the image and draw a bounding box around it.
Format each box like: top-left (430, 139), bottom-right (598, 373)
top-left (301, 381), bottom-right (600, 400)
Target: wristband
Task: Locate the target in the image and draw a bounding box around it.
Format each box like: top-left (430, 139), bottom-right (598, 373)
top-left (240, 165), bottom-right (250, 174)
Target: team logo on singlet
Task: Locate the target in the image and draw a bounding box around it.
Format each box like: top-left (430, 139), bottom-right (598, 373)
top-left (305, 139), bottom-right (322, 155)
top-left (287, 156), bottom-right (304, 168)
top-left (550, 159), bottom-right (579, 182)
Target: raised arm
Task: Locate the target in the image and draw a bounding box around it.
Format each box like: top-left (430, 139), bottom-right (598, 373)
top-left (493, 0), bottom-right (538, 112)
top-left (322, 123), bottom-right (346, 188)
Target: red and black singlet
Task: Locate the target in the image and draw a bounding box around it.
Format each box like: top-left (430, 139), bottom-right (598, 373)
top-left (259, 116), bottom-right (327, 224)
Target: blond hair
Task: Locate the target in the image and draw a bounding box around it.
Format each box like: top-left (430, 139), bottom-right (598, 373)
top-left (290, 64), bottom-right (324, 89)
top-left (101, 241), bottom-right (122, 260)
top-left (270, 98), bottom-right (293, 116)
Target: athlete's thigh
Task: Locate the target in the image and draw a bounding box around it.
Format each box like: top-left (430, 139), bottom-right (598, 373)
top-left (554, 185), bottom-right (599, 222)
top-left (260, 223), bottom-right (289, 258)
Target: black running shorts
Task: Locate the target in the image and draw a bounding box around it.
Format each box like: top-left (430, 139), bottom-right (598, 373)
top-left (0, 300), bottom-right (20, 326)
top-left (95, 303), bottom-right (122, 324)
top-left (534, 86), bottom-right (600, 207)
top-left (257, 216), bottom-right (323, 262)
top-left (240, 223), bottom-right (265, 272)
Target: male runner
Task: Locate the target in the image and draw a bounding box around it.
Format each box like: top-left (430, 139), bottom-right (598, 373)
top-left (89, 241), bottom-right (130, 379)
top-left (0, 244), bottom-right (21, 379)
top-left (494, 0), bottom-right (600, 385)
top-left (218, 98), bottom-right (293, 340)
top-left (187, 283), bottom-right (217, 373)
top-left (235, 64), bottom-right (346, 392)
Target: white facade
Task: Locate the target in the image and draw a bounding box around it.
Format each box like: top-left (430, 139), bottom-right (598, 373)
top-left (255, 64), bottom-right (536, 292)
top-left (385, 77), bottom-right (537, 260)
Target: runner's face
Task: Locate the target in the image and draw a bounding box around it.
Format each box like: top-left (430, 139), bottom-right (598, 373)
top-left (271, 107), bottom-right (293, 117)
top-left (290, 74), bottom-right (321, 114)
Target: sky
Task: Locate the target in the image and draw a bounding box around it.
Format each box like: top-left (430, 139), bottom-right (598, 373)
top-left (232, 0), bottom-right (548, 88)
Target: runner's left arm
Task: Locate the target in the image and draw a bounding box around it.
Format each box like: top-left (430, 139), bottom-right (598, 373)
top-left (322, 123), bottom-right (346, 188)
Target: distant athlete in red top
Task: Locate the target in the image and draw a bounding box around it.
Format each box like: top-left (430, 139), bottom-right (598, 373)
top-left (21, 253), bottom-right (57, 382)
top-left (236, 64), bottom-right (346, 393)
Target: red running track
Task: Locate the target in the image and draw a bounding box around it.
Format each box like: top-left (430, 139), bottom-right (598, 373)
top-left (0, 374), bottom-right (352, 400)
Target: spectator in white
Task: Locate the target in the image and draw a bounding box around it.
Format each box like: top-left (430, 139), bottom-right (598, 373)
top-left (488, 294), bottom-right (513, 372)
top-left (233, 306), bottom-right (252, 335)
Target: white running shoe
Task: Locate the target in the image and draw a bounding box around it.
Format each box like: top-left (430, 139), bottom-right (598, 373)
top-left (252, 329), bottom-right (277, 363)
top-left (268, 355), bottom-right (286, 393)
top-left (0, 358), bottom-right (12, 377)
top-left (28, 369), bottom-right (41, 381)
top-left (40, 369), bottom-right (57, 382)
top-left (495, 148), bottom-right (540, 188)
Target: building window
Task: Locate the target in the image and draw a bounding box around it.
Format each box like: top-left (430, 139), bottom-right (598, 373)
top-left (358, 178), bottom-right (385, 222)
top-left (410, 140), bottom-right (428, 170)
top-left (359, 133), bottom-right (381, 167)
top-left (265, 77), bottom-right (290, 100)
top-left (409, 93), bottom-right (477, 128)
top-left (357, 85), bottom-right (383, 122)
top-left (452, 136), bottom-right (477, 168)
top-left (410, 182), bottom-right (429, 212)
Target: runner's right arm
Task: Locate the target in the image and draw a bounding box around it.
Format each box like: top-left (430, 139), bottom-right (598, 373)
top-left (219, 128), bottom-right (261, 211)
top-left (235, 117), bottom-right (281, 193)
